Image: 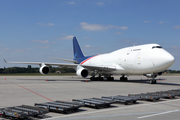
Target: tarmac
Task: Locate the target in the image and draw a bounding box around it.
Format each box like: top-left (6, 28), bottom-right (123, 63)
top-left (0, 75), bottom-right (180, 120)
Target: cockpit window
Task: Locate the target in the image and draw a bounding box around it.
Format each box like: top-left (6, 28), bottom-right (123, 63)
top-left (152, 46), bottom-right (163, 49)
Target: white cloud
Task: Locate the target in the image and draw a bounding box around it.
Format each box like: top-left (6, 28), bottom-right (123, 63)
top-left (119, 26), bottom-right (128, 30)
top-left (174, 25), bottom-right (180, 29)
top-left (68, 2), bottom-right (75, 4)
top-left (80, 22), bottom-right (128, 31)
top-left (96, 2), bottom-right (104, 5)
top-left (80, 22), bottom-right (104, 31)
top-left (144, 21), bottom-right (151, 23)
top-left (42, 46), bottom-right (50, 49)
top-left (48, 23), bottom-right (54, 26)
top-left (31, 40), bottom-right (49, 44)
top-left (83, 37), bottom-right (91, 39)
top-left (3, 48), bottom-right (9, 50)
top-left (171, 46), bottom-right (180, 50)
top-left (35, 46), bottom-right (50, 49)
top-left (115, 32), bottom-right (123, 35)
top-left (85, 45), bottom-right (91, 48)
top-left (37, 23), bottom-right (54, 26)
top-left (158, 21), bottom-right (168, 24)
top-left (60, 35), bottom-right (74, 40)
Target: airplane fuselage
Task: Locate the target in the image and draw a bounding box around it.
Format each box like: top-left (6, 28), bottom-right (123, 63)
top-left (4, 37), bottom-right (175, 84)
top-left (80, 44), bottom-right (175, 75)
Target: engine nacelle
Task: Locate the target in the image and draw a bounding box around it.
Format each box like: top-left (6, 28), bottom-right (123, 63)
top-left (76, 68), bottom-right (89, 78)
top-left (39, 65), bottom-right (50, 75)
top-left (158, 72), bottom-right (163, 76)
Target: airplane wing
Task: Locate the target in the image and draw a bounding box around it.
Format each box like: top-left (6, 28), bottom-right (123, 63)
top-left (80, 64), bottom-right (117, 71)
top-left (51, 57), bottom-right (78, 63)
top-left (3, 59), bottom-right (77, 68)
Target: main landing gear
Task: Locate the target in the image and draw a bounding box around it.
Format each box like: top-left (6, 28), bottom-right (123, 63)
top-left (90, 77), bottom-right (104, 81)
top-left (90, 76), bottom-right (114, 81)
top-left (149, 79), bottom-right (156, 84)
top-left (120, 75), bottom-right (128, 81)
top-left (149, 80), bottom-right (156, 84)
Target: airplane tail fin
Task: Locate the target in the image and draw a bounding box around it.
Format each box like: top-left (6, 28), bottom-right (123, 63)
top-left (73, 37), bottom-right (85, 59)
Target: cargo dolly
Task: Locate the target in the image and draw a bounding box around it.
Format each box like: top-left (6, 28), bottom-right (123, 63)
top-left (101, 95), bottom-right (138, 105)
top-left (0, 105), bottom-right (48, 119)
top-left (72, 98), bottom-right (114, 109)
top-left (35, 100), bottom-right (83, 114)
top-left (162, 89), bottom-right (180, 96)
top-left (128, 93), bottom-right (160, 101)
top-left (146, 91), bottom-right (176, 99)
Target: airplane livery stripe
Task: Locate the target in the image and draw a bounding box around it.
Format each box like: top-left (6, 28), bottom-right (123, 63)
top-left (80, 55), bottom-right (97, 65)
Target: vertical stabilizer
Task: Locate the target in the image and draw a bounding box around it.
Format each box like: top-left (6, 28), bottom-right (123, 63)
top-left (73, 37), bottom-right (85, 59)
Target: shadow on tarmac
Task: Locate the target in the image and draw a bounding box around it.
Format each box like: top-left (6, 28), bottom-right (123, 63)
top-left (17, 78), bottom-right (180, 86)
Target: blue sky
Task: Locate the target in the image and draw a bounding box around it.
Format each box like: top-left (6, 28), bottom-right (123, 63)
top-left (0, 0), bottom-right (180, 70)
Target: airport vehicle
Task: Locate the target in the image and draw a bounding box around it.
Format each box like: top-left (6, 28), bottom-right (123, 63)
top-left (4, 37), bottom-right (175, 84)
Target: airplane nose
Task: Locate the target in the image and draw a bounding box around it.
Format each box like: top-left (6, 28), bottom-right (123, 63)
top-left (153, 51), bottom-right (175, 69)
top-left (162, 52), bottom-right (175, 67)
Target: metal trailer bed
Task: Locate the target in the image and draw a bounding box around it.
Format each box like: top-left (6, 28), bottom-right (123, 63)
top-left (72, 98), bottom-right (114, 109)
top-left (146, 91), bottom-right (176, 99)
top-left (128, 93), bottom-right (160, 101)
top-left (35, 100), bottom-right (83, 114)
top-left (0, 105), bottom-right (48, 119)
top-left (101, 95), bottom-right (138, 105)
top-left (162, 89), bottom-right (180, 96)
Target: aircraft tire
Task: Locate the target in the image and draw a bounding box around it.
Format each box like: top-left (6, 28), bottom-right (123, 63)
top-left (149, 80), bottom-right (156, 84)
top-left (120, 77), bottom-right (128, 81)
top-left (90, 77), bottom-right (96, 81)
top-left (153, 80), bottom-right (157, 84)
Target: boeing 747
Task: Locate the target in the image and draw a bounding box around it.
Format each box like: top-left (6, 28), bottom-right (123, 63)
top-left (4, 37), bottom-right (175, 84)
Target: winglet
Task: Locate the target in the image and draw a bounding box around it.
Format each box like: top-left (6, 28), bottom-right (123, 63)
top-left (3, 58), bottom-right (7, 63)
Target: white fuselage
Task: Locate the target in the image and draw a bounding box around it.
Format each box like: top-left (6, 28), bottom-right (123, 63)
top-left (81, 44), bottom-right (175, 75)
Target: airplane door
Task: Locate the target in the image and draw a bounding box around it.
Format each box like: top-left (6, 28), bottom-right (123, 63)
top-left (125, 48), bottom-right (135, 73)
top-left (127, 48), bottom-right (132, 55)
top-left (136, 52), bottom-right (141, 67)
top-left (136, 52), bottom-right (141, 65)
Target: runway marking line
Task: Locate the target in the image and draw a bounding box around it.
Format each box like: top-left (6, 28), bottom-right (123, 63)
top-left (43, 98), bottom-right (180, 120)
top-left (5, 79), bottom-right (53, 102)
top-left (138, 109), bottom-right (179, 119)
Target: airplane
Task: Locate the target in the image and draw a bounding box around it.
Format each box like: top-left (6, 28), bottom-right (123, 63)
top-left (4, 37), bottom-right (175, 84)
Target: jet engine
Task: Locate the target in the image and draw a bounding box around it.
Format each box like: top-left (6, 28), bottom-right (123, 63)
top-left (39, 65), bottom-right (50, 75)
top-left (76, 68), bottom-right (89, 78)
top-left (158, 72), bottom-right (163, 76)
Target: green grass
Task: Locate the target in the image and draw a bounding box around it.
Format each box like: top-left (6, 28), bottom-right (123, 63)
top-left (0, 73), bottom-right (76, 76)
